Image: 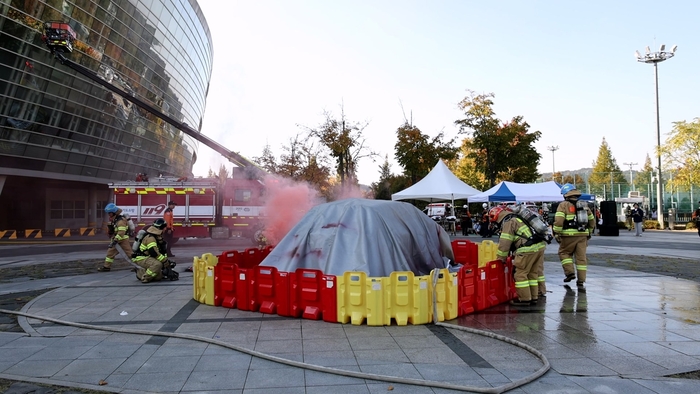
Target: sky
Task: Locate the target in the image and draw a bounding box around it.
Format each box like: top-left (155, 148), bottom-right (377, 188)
top-left (194, 0), bottom-right (700, 186)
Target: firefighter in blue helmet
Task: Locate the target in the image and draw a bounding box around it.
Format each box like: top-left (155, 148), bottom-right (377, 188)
top-left (98, 203), bottom-right (134, 272)
top-left (553, 184), bottom-right (595, 291)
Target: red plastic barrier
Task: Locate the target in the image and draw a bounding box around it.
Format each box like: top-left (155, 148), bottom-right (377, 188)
top-left (219, 250), bottom-right (243, 265)
top-left (254, 266), bottom-right (279, 314)
top-left (240, 248), bottom-right (262, 269)
top-left (451, 239), bottom-right (478, 265)
top-left (292, 269), bottom-right (325, 320)
top-left (458, 262), bottom-right (477, 315)
top-left (214, 262), bottom-right (237, 308)
top-left (235, 267), bottom-right (255, 311)
top-left (275, 271), bottom-right (294, 317)
top-left (486, 260), bottom-right (507, 305)
top-left (474, 266), bottom-right (489, 311)
top-left (321, 275), bottom-right (338, 323)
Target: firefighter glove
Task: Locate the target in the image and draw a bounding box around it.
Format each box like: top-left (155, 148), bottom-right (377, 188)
top-left (554, 235), bottom-right (562, 244)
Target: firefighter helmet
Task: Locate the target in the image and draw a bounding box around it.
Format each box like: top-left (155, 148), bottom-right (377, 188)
top-left (104, 203), bottom-right (118, 214)
top-left (560, 183), bottom-right (576, 195)
top-left (152, 218), bottom-right (167, 230)
top-left (489, 206), bottom-right (511, 223)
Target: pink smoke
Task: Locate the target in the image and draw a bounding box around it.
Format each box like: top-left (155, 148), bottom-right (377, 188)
top-left (260, 175), bottom-right (323, 245)
top-left (259, 176), bottom-right (369, 245)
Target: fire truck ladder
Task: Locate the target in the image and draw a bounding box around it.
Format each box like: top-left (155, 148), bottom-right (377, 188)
top-left (48, 49), bottom-right (265, 178)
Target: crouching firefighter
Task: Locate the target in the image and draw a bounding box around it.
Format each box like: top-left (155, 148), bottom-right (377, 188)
top-left (132, 219), bottom-right (178, 283)
top-left (490, 205), bottom-right (547, 306)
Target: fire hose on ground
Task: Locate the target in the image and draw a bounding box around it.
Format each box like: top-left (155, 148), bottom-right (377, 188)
top-left (0, 273), bottom-right (549, 393)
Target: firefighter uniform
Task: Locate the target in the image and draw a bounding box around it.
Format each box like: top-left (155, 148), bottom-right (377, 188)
top-left (99, 206), bottom-right (133, 271)
top-left (553, 186), bottom-right (595, 287)
top-left (132, 224), bottom-right (168, 283)
top-left (493, 208), bottom-right (547, 305)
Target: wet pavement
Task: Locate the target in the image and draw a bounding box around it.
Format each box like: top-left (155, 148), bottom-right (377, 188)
top-left (1, 231), bottom-right (700, 393)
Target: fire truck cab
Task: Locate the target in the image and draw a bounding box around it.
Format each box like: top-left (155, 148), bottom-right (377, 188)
top-left (108, 177), bottom-right (265, 242)
top-left (42, 21), bottom-right (76, 53)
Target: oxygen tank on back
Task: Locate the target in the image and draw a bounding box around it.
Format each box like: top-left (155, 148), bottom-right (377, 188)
top-left (511, 204), bottom-right (549, 236)
top-left (575, 200), bottom-right (589, 227)
top-left (132, 229), bottom-right (147, 253)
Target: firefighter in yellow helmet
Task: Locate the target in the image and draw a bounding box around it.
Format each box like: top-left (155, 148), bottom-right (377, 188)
top-left (553, 184), bottom-right (595, 291)
top-left (132, 219), bottom-right (174, 283)
top-left (490, 205), bottom-right (547, 306)
top-left (98, 203), bottom-right (134, 272)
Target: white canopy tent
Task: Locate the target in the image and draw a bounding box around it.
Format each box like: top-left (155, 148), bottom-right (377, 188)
top-left (467, 181), bottom-right (564, 203)
top-left (391, 160), bottom-right (481, 214)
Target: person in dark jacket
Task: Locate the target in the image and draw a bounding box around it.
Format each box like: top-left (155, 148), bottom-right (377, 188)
top-left (631, 203), bottom-right (645, 237)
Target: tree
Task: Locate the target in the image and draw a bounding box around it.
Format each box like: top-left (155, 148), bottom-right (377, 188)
top-left (451, 138), bottom-right (488, 191)
top-left (637, 154), bottom-right (654, 193)
top-left (370, 155), bottom-right (394, 200)
top-left (302, 107), bottom-right (377, 191)
top-left (454, 91), bottom-right (541, 186)
top-left (660, 118), bottom-right (700, 192)
top-left (587, 137), bottom-right (628, 198)
top-left (394, 121), bottom-right (458, 184)
top-left (561, 173), bottom-right (585, 186)
top-left (276, 134), bottom-right (333, 199)
top-left (253, 143), bottom-right (278, 174)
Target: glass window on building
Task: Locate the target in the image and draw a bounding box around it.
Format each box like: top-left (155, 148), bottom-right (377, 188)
top-left (50, 200), bottom-right (87, 219)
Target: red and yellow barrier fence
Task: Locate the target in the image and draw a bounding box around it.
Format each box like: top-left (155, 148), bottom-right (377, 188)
top-left (193, 239), bottom-right (517, 326)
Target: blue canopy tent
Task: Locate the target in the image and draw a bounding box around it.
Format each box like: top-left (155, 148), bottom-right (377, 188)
top-left (468, 181), bottom-right (564, 203)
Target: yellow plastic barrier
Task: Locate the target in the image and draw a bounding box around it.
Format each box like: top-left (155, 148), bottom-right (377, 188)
top-left (366, 277), bottom-right (389, 326)
top-left (192, 254), bottom-right (218, 305)
top-left (478, 240), bottom-right (498, 267)
top-left (389, 272), bottom-right (413, 326)
top-left (411, 275), bottom-right (431, 325)
top-left (338, 272), bottom-right (367, 325)
top-left (432, 269), bottom-right (448, 322)
top-left (444, 271), bottom-right (459, 320)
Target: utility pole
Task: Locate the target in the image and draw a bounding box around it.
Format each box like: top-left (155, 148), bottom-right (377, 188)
top-left (547, 146), bottom-right (559, 181)
top-left (623, 162), bottom-right (638, 191)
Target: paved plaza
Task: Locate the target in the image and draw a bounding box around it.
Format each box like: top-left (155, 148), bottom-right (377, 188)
top-left (1, 231), bottom-right (700, 393)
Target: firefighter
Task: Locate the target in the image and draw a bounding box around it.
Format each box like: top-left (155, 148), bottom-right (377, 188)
top-left (553, 183), bottom-right (595, 291)
top-left (490, 205), bottom-right (547, 306)
top-left (132, 219), bottom-right (171, 283)
top-left (163, 200), bottom-right (176, 257)
top-left (98, 203), bottom-right (134, 272)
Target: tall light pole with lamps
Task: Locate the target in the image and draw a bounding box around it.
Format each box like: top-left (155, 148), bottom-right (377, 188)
top-left (623, 162), bottom-right (638, 192)
top-left (547, 146), bottom-right (559, 182)
top-left (635, 44), bottom-right (677, 229)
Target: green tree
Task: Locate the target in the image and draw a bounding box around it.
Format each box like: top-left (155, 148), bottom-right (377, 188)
top-left (454, 91), bottom-right (541, 186)
top-left (636, 154), bottom-right (654, 194)
top-left (276, 134), bottom-right (333, 199)
top-left (370, 155), bottom-right (394, 200)
top-left (394, 121), bottom-right (458, 184)
top-left (302, 107), bottom-right (377, 191)
top-left (660, 118), bottom-right (700, 192)
top-left (588, 137), bottom-right (628, 199)
top-left (451, 138), bottom-right (488, 191)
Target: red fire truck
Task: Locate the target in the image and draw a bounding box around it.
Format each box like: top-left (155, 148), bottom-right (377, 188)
top-left (109, 177), bottom-right (266, 242)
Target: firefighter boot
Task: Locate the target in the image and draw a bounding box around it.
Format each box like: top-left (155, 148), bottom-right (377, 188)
top-left (97, 266), bottom-right (111, 272)
top-left (576, 281), bottom-right (586, 293)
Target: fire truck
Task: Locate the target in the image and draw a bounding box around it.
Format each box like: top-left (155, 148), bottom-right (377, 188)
top-left (109, 177), bottom-right (266, 242)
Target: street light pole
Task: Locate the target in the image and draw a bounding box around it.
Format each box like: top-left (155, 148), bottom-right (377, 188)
top-left (547, 146), bottom-right (559, 182)
top-left (636, 44), bottom-right (677, 229)
top-left (623, 162), bottom-right (638, 192)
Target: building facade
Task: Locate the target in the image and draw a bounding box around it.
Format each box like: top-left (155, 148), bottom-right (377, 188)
top-left (0, 0), bottom-right (212, 233)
